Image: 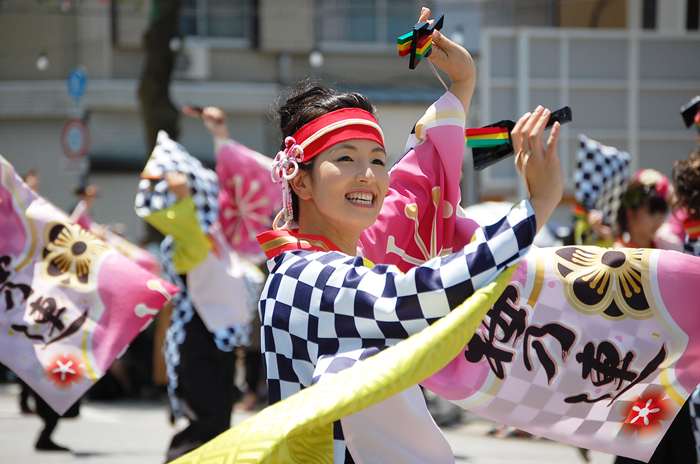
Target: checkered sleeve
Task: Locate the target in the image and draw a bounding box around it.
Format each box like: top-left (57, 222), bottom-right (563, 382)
top-left (266, 200), bottom-right (532, 347)
top-left (261, 200), bottom-right (535, 406)
top-left (690, 385), bottom-right (700, 462)
top-left (328, 200), bottom-right (535, 343)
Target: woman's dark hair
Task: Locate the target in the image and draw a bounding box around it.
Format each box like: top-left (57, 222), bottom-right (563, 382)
top-left (672, 149), bottom-right (700, 218)
top-left (616, 179), bottom-right (669, 233)
top-left (275, 83), bottom-right (377, 222)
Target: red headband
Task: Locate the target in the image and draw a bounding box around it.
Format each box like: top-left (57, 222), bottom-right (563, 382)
top-left (292, 107), bottom-right (385, 163)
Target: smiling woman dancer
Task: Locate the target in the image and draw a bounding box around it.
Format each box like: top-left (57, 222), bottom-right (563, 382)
top-left (255, 7), bottom-right (564, 464)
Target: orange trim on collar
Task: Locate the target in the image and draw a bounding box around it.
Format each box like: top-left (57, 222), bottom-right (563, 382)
top-left (257, 229), bottom-right (342, 259)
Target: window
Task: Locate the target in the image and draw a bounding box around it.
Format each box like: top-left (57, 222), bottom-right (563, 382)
top-left (180, 0), bottom-right (255, 41)
top-left (641, 0), bottom-right (699, 31)
top-left (319, 0), bottom-right (417, 45)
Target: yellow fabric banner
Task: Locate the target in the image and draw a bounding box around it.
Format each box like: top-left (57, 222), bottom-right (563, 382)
top-left (143, 197), bottom-right (212, 274)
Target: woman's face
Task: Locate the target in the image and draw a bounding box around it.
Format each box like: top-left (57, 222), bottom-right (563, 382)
top-left (300, 138), bottom-right (389, 237)
top-left (628, 204), bottom-right (666, 244)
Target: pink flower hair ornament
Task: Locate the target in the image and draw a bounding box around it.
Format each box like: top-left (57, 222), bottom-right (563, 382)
top-left (271, 136), bottom-right (304, 228)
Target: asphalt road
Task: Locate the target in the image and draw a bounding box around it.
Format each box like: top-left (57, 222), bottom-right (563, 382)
top-left (0, 384), bottom-right (615, 464)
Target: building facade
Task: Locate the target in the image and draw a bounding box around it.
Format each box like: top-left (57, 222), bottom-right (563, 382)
top-left (1, 0), bottom-right (698, 241)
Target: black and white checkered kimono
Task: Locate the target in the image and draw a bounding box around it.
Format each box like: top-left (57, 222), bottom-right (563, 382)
top-left (258, 200), bottom-right (536, 463)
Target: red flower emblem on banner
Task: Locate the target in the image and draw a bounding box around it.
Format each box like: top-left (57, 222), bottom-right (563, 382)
top-left (46, 354), bottom-right (84, 388)
top-left (616, 385), bottom-right (677, 442)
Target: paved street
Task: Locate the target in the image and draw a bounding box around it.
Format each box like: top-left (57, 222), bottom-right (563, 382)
top-left (0, 384), bottom-right (615, 464)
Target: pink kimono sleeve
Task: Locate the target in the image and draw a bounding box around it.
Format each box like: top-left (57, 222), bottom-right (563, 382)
top-left (359, 92), bottom-right (479, 272)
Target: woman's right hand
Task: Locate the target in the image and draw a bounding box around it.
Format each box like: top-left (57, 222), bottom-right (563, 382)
top-left (512, 106), bottom-right (563, 234)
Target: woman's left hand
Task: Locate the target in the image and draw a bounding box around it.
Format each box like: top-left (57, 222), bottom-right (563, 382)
top-left (417, 7), bottom-right (476, 111)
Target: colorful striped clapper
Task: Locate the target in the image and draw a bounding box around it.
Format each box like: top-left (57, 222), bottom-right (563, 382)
top-left (397, 14), bottom-right (444, 69)
top-left (469, 106), bottom-right (572, 171)
top-left (467, 120), bottom-right (516, 171)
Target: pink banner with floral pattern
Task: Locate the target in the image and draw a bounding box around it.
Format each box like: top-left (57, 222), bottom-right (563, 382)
top-left (420, 245), bottom-right (700, 461)
top-left (0, 155), bottom-right (178, 415)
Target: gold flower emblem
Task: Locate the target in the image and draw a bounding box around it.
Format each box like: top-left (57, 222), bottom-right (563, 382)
top-left (41, 221), bottom-right (106, 289)
top-left (551, 246), bottom-right (652, 320)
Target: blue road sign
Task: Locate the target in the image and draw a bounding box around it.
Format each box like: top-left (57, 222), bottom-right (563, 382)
top-left (67, 66), bottom-right (88, 101)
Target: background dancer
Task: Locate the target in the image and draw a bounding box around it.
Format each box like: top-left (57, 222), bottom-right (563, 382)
top-left (136, 106), bottom-right (271, 462)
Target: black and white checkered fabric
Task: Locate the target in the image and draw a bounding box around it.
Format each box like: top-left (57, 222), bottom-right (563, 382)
top-left (135, 130), bottom-right (219, 233)
top-left (160, 237), bottom-right (251, 419)
top-left (575, 134), bottom-right (631, 225)
top-left (259, 200), bottom-right (536, 462)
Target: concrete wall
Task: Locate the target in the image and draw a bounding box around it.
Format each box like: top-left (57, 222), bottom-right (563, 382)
top-left (559, 0), bottom-right (627, 28)
top-left (259, 0), bottom-right (314, 53)
top-left (208, 49), bottom-right (279, 83)
top-left (374, 102), bottom-right (430, 164)
top-left (0, 118), bottom-right (80, 209)
top-left (0, 2), bottom-right (78, 80)
top-left (115, 0), bottom-right (151, 49)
